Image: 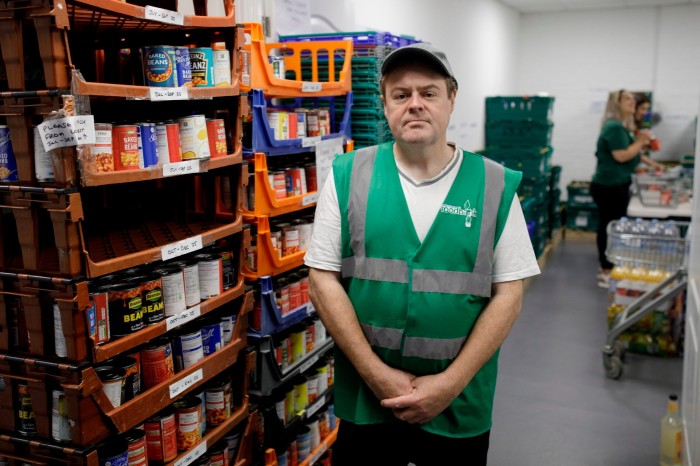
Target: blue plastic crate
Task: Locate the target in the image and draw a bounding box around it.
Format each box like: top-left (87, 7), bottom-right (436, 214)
top-left (247, 276), bottom-right (315, 340)
top-left (280, 31), bottom-right (420, 47)
top-left (245, 89), bottom-right (352, 157)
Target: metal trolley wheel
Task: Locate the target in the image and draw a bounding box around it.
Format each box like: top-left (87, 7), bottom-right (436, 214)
top-left (603, 348), bottom-right (624, 380)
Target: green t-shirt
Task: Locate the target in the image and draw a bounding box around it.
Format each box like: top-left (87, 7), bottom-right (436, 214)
top-left (592, 119), bottom-right (640, 186)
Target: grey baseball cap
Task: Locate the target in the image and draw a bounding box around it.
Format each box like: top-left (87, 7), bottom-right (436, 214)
top-left (381, 42), bottom-right (458, 89)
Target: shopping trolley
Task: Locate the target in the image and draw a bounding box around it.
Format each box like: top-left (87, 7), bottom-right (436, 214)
top-left (602, 219), bottom-right (690, 379)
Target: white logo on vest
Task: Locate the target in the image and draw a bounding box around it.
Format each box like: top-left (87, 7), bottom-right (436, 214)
top-left (439, 200), bottom-right (478, 228)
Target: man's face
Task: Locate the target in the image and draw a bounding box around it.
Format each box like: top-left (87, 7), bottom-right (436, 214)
top-left (382, 64), bottom-right (455, 147)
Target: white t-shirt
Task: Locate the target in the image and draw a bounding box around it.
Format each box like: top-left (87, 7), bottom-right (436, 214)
top-left (304, 146), bottom-right (541, 283)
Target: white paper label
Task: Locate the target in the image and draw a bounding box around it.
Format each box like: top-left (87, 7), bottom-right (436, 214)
top-left (307, 396), bottom-right (325, 417)
top-left (163, 160), bottom-right (201, 177)
top-left (301, 192), bottom-right (319, 206)
top-left (174, 441), bottom-right (207, 466)
top-left (301, 136), bottom-right (322, 147)
top-left (144, 5), bottom-right (184, 25)
top-left (149, 87), bottom-right (189, 101)
top-left (38, 115), bottom-right (95, 152)
top-left (301, 82), bottom-right (322, 93)
top-left (169, 368), bottom-right (204, 399)
top-left (161, 235), bottom-right (203, 261)
top-left (299, 354), bottom-right (319, 374)
top-left (166, 305), bottom-right (201, 331)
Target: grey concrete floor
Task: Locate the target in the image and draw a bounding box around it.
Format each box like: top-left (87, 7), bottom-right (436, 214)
top-left (489, 236), bottom-right (684, 466)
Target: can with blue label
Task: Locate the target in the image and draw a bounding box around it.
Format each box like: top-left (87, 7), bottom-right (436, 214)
top-left (200, 317), bottom-right (223, 356)
top-left (138, 123), bottom-right (159, 168)
top-left (189, 47), bottom-right (214, 87)
top-left (172, 326), bottom-right (204, 372)
top-left (98, 436), bottom-right (129, 466)
top-left (175, 46), bottom-right (192, 87)
top-left (0, 125), bottom-right (19, 182)
top-left (143, 46), bottom-right (177, 87)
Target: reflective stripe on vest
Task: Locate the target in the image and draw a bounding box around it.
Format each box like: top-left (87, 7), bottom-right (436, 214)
top-left (361, 322), bottom-right (467, 360)
top-left (342, 146), bottom-right (505, 299)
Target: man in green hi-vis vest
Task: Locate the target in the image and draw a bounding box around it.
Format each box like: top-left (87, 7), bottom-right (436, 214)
top-left (305, 42), bottom-right (540, 466)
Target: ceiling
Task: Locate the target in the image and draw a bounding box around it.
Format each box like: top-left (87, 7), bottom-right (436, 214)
top-left (498, 0), bottom-right (700, 13)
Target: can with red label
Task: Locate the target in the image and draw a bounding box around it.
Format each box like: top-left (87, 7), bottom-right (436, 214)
top-left (206, 118), bottom-right (227, 158)
top-left (124, 428), bottom-right (147, 466)
top-left (145, 408), bottom-right (178, 463)
top-left (306, 111), bottom-right (320, 137)
top-left (304, 163), bottom-right (317, 192)
top-left (173, 396), bottom-right (201, 452)
top-left (140, 337), bottom-right (175, 389)
top-left (205, 378), bottom-right (231, 427)
top-left (165, 122), bottom-right (181, 163)
top-left (112, 125), bottom-right (140, 171)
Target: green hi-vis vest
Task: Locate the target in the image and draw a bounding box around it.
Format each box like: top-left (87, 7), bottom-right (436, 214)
top-left (332, 142), bottom-right (522, 438)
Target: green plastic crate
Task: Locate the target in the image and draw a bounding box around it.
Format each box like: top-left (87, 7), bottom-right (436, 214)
top-left (566, 207), bottom-right (599, 231)
top-left (485, 96), bottom-right (554, 122)
top-left (485, 120), bottom-right (553, 147)
top-left (566, 180), bottom-right (596, 209)
top-left (479, 146), bottom-right (552, 178)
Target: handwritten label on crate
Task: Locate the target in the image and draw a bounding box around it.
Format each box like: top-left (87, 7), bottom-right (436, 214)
top-left (299, 354), bottom-right (319, 375)
top-left (163, 160), bottom-right (201, 177)
top-left (301, 136), bottom-right (322, 147)
top-left (161, 235), bottom-right (203, 261)
top-left (174, 440), bottom-right (207, 466)
top-left (307, 395), bottom-right (325, 418)
top-left (170, 368), bottom-right (204, 399)
top-left (149, 87), bottom-right (189, 101)
top-left (38, 115), bottom-right (96, 152)
top-left (301, 82), bottom-right (323, 93)
top-left (301, 192), bottom-right (319, 207)
top-left (144, 5), bottom-right (184, 25)
top-left (166, 305), bottom-right (201, 331)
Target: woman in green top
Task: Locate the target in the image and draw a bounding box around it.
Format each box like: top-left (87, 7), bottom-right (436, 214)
top-left (590, 89), bottom-right (663, 288)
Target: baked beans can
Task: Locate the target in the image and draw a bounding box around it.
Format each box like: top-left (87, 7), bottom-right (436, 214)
top-left (145, 408), bottom-right (178, 463)
top-left (90, 122), bottom-right (115, 173)
top-left (95, 365), bottom-right (125, 408)
top-left (200, 318), bottom-right (223, 356)
top-left (51, 389), bottom-right (71, 443)
top-left (206, 118), bottom-right (227, 158)
top-left (33, 126), bottom-right (54, 181)
top-left (175, 46), bottom-right (192, 87)
top-left (16, 382), bottom-right (36, 436)
top-left (106, 356), bottom-right (140, 401)
top-left (172, 260), bottom-right (201, 307)
top-left (196, 254), bottom-right (223, 300)
top-left (124, 428), bottom-right (147, 466)
top-left (172, 326), bottom-right (205, 372)
top-left (165, 121), bottom-right (182, 163)
top-left (107, 283), bottom-right (145, 337)
top-left (173, 396), bottom-right (201, 452)
top-left (112, 125), bottom-right (140, 171)
top-left (88, 289), bottom-right (110, 345)
top-left (0, 125), bottom-right (18, 182)
top-left (205, 378), bottom-right (231, 426)
top-left (178, 114), bottom-right (210, 160)
top-left (306, 110), bottom-right (320, 137)
top-left (154, 266), bottom-right (187, 317)
top-left (209, 439), bottom-right (228, 466)
top-left (53, 302), bottom-right (67, 358)
top-left (190, 47), bottom-right (214, 87)
top-left (98, 438), bottom-right (129, 466)
top-left (141, 338), bottom-right (175, 389)
top-left (212, 43), bottom-right (231, 87)
top-left (142, 45), bottom-right (177, 87)
top-left (138, 274), bottom-right (165, 324)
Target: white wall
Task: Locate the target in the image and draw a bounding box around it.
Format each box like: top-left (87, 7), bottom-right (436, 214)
top-left (517, 5), bottom-right (700, 194)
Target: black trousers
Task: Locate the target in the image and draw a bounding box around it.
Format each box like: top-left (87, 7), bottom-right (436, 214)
top-left (589, 181), bottom-right (631, 270)
top-left (331, 420), bottom-right (490, 466)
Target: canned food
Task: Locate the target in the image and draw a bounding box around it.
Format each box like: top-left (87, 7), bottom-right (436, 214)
top-left (138, 122), bottom-right (159, 168)
top-left (165, 121), bottom-right (182, 163)
top-left (211, 247), bottom-right (235, 290)
top-left (268, 55), bottom-right (285, 79)
top-left (223, 431), bottom-right (242, 464)
top-left (89, 122), bottom-right (114, 173)
top-left (295, 110), bottom-right (307, 138)
top-left (282, 225), bottom-right (300, 256)
top-left (154, 266), bottom-right (187, 317)
top-left (95, 365), bottom-right (125, 408)
top-left (16, 382), bottom-right (36, 436)
top-left (140, 338), bottom-right (175, 389)
top-left (172, 326), bottom-right (205, 372)
top-left (220, 312), bottom-right (237, 345)
top-left (105, 355), bottom-right (140, 401)
top-left (195, 254), bottom-right (223, 300)
top-left (199, 317), bottom-right (223, 356)
top-left (145, 408), bottom-right (178, 463)
top-left (306, 111), bottom-right (320, 137)
top-left (171, 260), bottom-right (201, 307)
top-left (239, 49), bottom-right (251, 86)
top-left (304, 163), bottom-right (317, 192)
top-left (142, 45), bottom-right (177, 87)
top-left (206, 119), bottom-right (227, 158)
top-left (112, 125), bottom-right (140, 171)
top-left (189, 47), bottom-right (214, 87)
top-left (51, 389), bottom-right (71, 442)
top-left (0, 125), bottom-right (19, 181)
top-left (174, 396), bottom-right (201, 452)
top-left (192, 453), bottom-right (211, 466)
top-left (212, 43), bottom-right (231, 87)
top-left (318, 109), bottom-right (331, 136)
top-left (271, 171), bottom-right (287, 199)
top-left (124, 428), bottom-right (147, 466)
top-left (191, 387), bottom-right (207, 437)
top-left (98, 437), bottom-right (129, 466)
top-left (205, 378), bottom-right (231, 426)
top-left (208, 439), bottom-right (228, 466)
top-left (175, 46), bottom-right (192, 87)
top-left (33, 126), bottom-right (54, 181)
top-left (138, 274), bottom-right (165, 325)
top-left (178, 115), bottom-right (210, 160)
top-left (108, 283), bottom-right (145, 337)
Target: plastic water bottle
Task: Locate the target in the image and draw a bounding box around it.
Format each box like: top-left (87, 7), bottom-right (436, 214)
top-left (611, 217), bottom-right (630, 256)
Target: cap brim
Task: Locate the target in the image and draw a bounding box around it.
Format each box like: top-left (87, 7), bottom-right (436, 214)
top-left (381, 47), bottom-right (452, 80)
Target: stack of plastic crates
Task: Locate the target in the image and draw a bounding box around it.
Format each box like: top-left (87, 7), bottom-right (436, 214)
top-left (478, 96), bottom-right (556, 257)
top-left (566, 180), bottom-right (598, 232)
top-left (280, 31), bottom-right (421, 149)
top-left (602, 218), bottom-right (689, 379)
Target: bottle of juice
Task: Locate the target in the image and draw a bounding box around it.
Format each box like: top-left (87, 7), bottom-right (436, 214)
top-left (659, 394), bottom-right (683, 466)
